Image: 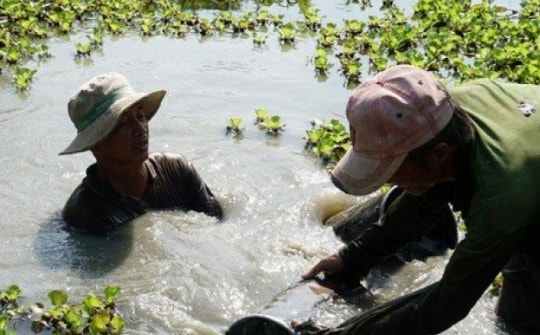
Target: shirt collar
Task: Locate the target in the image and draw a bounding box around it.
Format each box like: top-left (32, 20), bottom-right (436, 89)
top-left (85, 158), bottom-right (156, 198)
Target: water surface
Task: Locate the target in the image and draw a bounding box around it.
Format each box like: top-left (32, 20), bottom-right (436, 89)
top-left (0, 1), bottom-right (517, 334)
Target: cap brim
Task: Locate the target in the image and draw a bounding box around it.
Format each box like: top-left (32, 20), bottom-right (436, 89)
top-left (330, 149), bottom-right (407, 196)
top-left (59, 89), bottom-right (166, 155)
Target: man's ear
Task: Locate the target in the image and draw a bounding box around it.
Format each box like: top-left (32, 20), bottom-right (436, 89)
top-left (431, 143), bottom-right (452, 162)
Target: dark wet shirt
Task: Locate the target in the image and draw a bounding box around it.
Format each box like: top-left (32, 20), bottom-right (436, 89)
top-left (338, 80), bottom-right (540, 334)
top-left (62, 153), bottom-right (223, 235)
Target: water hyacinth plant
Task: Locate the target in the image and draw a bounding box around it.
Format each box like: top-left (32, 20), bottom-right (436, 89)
top-left (278, 22), bottom-right (296, 44)
top-left (304, 7), bottom-right (322, 31)
top-left (0, 285), bottom-right (123, 335)
top-left (13, 67), bottom-right (36, 91)
top-left (0, 0), bottom-right (538, 90)
top-left (226, 117), bottom-right (244, 136)
top-left (314, 47), bottom-right (331, 75)
top-left (254, 108), bottom-right (269, 124)
top-left (255, 10), bottom-right (269, 26)
top-left (75, 42), bottom-right (92, 57)
top-left (253, 109), bottom-right (285, 135)
top-left (259, 115), bottom-right (286, 135)
top-left (252, 32), bottom-right (267, 45)
top-left (305, 119), bottom-right (351, 166)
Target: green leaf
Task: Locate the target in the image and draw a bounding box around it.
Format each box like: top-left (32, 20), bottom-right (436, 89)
top-left (306, 129), bottom-right (323, 143)
top-left (48, 290), bottom-right (68, 307)
top-left (89, 310), bottom-right (110, 333)
top-left (315, 47), bottom-right (327, 58)
top-left (47, 307), bottom-right (64, 319)
top-left (110, 314), bottom-right (124, 334)
top-left (228, 117), bottom-right (243, 128)
top-left (255, 108), bottom-right (268, 123)
top-left (65, 309), bottom-right (84, 328)
top-left (260, 115), bottom-right (285, 134)
top-left (83, 294), bottom-right (103, 310)
top-left (104, 286), bottom-right (120, 304)
top-left (0, 316), bottom-right (9, 330)
top-left (5, 285), bottom-right (21, 301)
top-left (315, 56), bottom-right (329, 70)
top-left (253, 33), bottom-right (266, 44)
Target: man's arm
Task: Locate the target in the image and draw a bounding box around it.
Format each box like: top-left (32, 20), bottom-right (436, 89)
top-left (338, 183), bottom-right (454, 279)
top-left (333, 229), bottom-right (523, 335)
top-left (167, 154), bottom-right (223, 219)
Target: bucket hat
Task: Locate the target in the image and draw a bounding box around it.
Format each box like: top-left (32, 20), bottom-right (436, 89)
top-left (59, 72), bottom-right (166, 155)
top-left (331, 65), bottom-right (453, 196)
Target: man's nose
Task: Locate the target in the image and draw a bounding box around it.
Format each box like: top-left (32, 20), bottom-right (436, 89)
top-left (129, 118), bottom-right (148, 134)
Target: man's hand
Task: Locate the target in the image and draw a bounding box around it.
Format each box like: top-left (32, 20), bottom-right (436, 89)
top-left (302, 253), bottom-right (345, 279)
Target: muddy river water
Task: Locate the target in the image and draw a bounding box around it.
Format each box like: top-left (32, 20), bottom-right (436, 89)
top-left (0, 1), bottom-right (519, 334)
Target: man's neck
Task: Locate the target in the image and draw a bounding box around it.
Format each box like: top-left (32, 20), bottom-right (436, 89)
top-left (95, 160), bottom-right (149, 200)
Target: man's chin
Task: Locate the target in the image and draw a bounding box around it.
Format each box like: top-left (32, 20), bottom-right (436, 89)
top-left (133, 149), bottom-right (149, 162)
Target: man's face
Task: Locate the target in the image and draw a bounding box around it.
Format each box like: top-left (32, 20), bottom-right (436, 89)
top-left (93, 102), bottom-right (149, 164)
top-left (387, 156), bottom-right (443, 196)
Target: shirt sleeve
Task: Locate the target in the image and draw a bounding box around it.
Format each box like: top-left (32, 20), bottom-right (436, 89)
top-left (163, 153), bottom-right (223, 219)
top-left (407, 183), bottom-right (534, 332)
top-left (182, 164), bottom-right (223, 219)
top-left (418, 229), bottom-right (522, 333)
top-left (338, 183), bottom-right (453, 279)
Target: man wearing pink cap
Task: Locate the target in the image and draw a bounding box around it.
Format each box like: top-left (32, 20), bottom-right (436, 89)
top-left (301, 65), bottom-right (540, 334)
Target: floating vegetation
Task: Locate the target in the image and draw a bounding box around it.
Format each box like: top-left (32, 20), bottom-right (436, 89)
top-left (226, 117), bottom-right (244, 136)
top-left (304, 118), bottom-right (351, 166)
top-left (256, 10), bottom-right (270, 26)
top-left (259, 115), bottom-right (286, 135)
top-left (304, 7), bottom-right (322, 31)
top-left (75, 42), bottom-right (92, 57)
top-left (253, 109), bottom-right (286, 135)
top-left (278, 22), bottom-right (296, 44)
top-left (254, 108), bottom-right (269, 124)
top-left (0, 284), bottom-right (123, 335)
top-left (314, 47), bottom-right (332, 74)
top-left (12, 67), bottom-right (36, 91)
top-left (253, 32), bottom-right (267, 45)
top-left (340, 59), bottom-right (362, 86)
top-left (225, 109), bottom-right (286, 138)
top-left (0, 0), bottom-right (539, 91)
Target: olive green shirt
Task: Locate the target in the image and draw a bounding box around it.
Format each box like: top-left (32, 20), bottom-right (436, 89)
top-left (339, 79), bottom-right (540, 334)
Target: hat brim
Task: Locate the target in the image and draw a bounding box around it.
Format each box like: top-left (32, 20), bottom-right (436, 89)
top-left (330, 149), bottom-right (407, 196)
top-left (59, 89), bottom-right (166, 155)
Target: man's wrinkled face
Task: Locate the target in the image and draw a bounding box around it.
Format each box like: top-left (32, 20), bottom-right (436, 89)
top-left (94, 102), bottom-right (149, 164)
top-left (387, 156), bottom-right (442, 196)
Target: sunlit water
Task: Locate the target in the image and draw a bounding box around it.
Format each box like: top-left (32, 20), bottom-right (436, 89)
top-left (0, 1), bottom-right (520, 334)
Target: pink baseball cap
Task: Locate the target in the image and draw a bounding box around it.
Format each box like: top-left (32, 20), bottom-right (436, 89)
top-left (331, 65), bottom-right (453, 195)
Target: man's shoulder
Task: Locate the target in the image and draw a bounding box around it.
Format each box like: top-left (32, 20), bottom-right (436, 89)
top-left (62, 180), bottom-right (102, 232)
top-left (148, 152), bottom-right (188, 165)
top-left (147, 152), bottom-right (199, 178)
top-left (148, 153), bottom-right (206, 189)
top-left (448, 79), bottom-right (498, 100)
top-left (449, 79), bottom-right (540, 102)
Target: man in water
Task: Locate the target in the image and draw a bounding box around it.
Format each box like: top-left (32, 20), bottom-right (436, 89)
top-left (60, 72), bottom-right (222, 235)
top-left (301, 65), bottom-right (540, 334)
